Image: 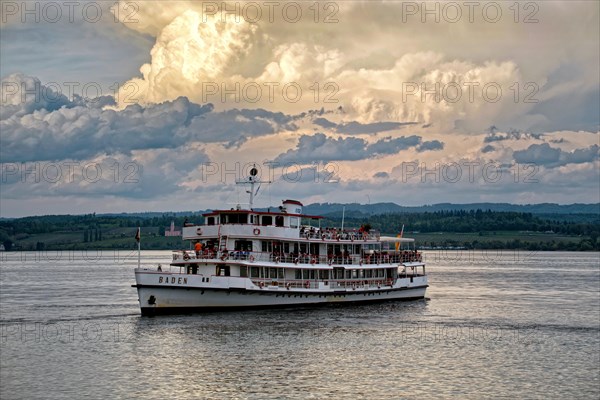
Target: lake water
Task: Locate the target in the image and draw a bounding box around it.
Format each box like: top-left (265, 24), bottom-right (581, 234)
top-left (1, 250), bottom-right (599, 399)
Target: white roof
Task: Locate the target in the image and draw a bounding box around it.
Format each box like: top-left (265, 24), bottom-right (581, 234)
top-left (379, 236), bottom-right (415, 243)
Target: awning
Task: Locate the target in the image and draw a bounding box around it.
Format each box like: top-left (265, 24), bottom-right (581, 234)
top-left (379, 236), bottom-right (415, 243)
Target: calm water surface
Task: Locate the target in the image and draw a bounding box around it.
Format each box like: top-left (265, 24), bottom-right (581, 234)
top-left (1, 250), bottom-right (599, 399)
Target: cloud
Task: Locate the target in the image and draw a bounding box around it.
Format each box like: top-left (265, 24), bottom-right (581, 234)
top-left (1, 73), bottom-right (76, 119)
top-left (312, 117), bottom-right (417, 134)
top-left (1, 95), bottom-right (213, 162)
top-left (416, 140), bottom-right (444, 152)
top-left (313, 117), bottom-right (338, 129)
top-left (108, 2), bottom-right (600, 133)
top-left (484, 129), bottom-right (543, 143)
top-left (0, 76), bottom-right (309, 162)
top-left (481, 145), bottom-right (495, 153)
top-left (513, 143), bottom-right (600, 167)
top-left (273, 133), bottom-right (441, 163)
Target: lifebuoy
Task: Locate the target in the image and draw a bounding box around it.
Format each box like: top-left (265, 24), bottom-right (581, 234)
top-left (196, 228), bottom-right (202, 235)
top-left (304, 281), bottom-right (310, 289)
top-left (220, 254), bottom-right (228, 261)
top-left (275, 256), bottom-right (280, 263)
top-left (253, 228), bottom-right (261, 235)
top-left (249, 255), bottom-right (255, 262)
top-left (310, 257), bottom-right (316, 265)
top-left (286, 282), bottom-right (291, 290)
top-left (294, 257), bottom-right (299, 265)
top-left (328, 259), bottom-right (333, 266)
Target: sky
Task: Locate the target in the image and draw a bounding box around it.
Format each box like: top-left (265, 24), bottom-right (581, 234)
top-left (0, 0), bottom-right (599, 217)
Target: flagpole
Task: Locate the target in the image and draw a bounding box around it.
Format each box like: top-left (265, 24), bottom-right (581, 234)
top-left (136, 227), bottom-right (141, 268)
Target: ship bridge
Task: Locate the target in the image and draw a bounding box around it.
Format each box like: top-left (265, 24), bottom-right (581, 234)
top-left (182, 200), bottom-right (323, 241)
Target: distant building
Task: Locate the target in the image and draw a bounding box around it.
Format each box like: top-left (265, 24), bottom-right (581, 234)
top-left (165, 221), bottom-right (182, 237)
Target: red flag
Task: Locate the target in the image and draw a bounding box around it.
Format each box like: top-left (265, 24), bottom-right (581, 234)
top-left (135, 227), bottom-right (140, 242)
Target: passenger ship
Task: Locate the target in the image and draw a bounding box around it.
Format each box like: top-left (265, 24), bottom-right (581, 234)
top-left (133, 170), bottom-right (427, 315)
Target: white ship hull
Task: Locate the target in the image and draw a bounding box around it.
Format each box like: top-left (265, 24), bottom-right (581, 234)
top-left (134, 269), bottom-right (428, 316)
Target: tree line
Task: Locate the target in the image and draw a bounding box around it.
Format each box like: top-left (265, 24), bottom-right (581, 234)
top-left (1, 210), bottom-right (598, 251)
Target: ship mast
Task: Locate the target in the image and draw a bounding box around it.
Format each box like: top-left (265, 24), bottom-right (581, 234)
top-left (235, 165), bottom-right (271, 210)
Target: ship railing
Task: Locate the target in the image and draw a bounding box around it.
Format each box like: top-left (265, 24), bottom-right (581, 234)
top-left (249, 278), bottom-right (399, 290)
top-left (172, 250), bottom-right (422, 265)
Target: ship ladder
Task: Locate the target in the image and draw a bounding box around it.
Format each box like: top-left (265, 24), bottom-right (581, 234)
top-left (218, 235), bottom-right (228, 254)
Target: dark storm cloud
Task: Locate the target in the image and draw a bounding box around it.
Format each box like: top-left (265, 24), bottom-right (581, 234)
top-left (273, 133), bottom-right (442, 163)
top-left (312, 117), bottom-right (416, 134)
top-left (484, 128), bottom-right (543, 143)
top-left (513, 143), bottom-right (599, 167)
top-left (1, 75), bottom-right (304, 162)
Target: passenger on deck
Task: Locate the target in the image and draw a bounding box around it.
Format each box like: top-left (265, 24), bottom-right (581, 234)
top-left (194, 242), bottom-right (203, 257)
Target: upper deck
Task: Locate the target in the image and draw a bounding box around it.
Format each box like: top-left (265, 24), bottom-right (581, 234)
top-left (182, 199), bottom-right (382, 242)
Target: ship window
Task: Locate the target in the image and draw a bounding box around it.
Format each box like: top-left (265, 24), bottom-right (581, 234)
top-left (240, 266), bottom-right (247, 277)
top-left (310, 270), bottom-right (316, 279)
top-left (278, 269), bottom-right (285, 279)
top-left (207, 217), bottom-right (215, 225)
top-left (295, 269), bottom-right (302, 279)
top-left (366, 269), bottom-right (372, 278)
top-left (269, 268), bottom-right (277, 278)
top-left (262, 216), bottom-right (272, 226)
top-left (235, 240), bottom-right (252, 251)
top-left (283, 243), bottom-right (290, 253)
top-left (345, 270), bottom-right (351, 279)
top-left (250, 267), bottom-right (259, 278)
top-left (262, 241), bottom-right (273, 252)
top-left (222, 213), bottom-right (248, 224)
top-left (275, 216), bottom-right (284, 227)
top-left (319, 270), bottom-right (329, 279)
top-left (303, 270), bottom-right (309, 280)
top-left (216, 265), bottom-right (230, 276)
top-left (289, 217), bottom-right (299, 228)
top-left (351, 270), bottom-right (358, 279)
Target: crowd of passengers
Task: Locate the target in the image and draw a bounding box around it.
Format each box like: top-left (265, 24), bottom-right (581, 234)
top-left (299, 226), bottom-right (376, 240)
top-left (181, 244), bottom-right (421, 264)
top-left (268, 250), bottom-right (423, 264)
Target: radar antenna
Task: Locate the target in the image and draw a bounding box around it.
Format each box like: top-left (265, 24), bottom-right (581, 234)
top-left (235, 165), bottom-right (272, 210)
